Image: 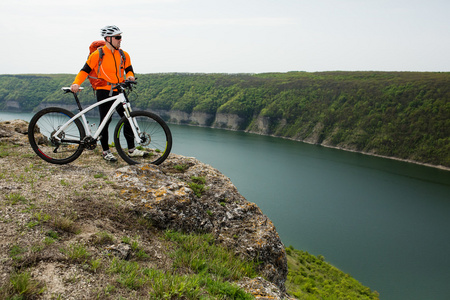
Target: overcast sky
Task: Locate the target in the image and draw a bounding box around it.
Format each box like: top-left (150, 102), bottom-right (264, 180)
top-left (1, 0), bottom-right (449, 74)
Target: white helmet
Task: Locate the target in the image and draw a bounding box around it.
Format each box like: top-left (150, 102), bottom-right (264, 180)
top-left (100, 25), bottom-right (122, 37)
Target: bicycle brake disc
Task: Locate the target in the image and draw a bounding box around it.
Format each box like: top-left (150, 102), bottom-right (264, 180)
top-left (139, 133), bottom-right (151, 146)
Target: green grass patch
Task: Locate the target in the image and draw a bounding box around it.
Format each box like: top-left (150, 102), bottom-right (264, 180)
top-left (94, 173), bottom-right (107, 179)
top-left (5, 193), bottom-right (27, 205)
top-left (92, 231), bottom-right (115, 246)
top-left (173, 164), bottom-right (189, 172)
top-left (60, 179), bottom-right (69, 186)
top-left (1, 271), bottom-right (45, 299)
top-left (285, 246), bottom-right (380, 299)
top-left (9, 245), bottom-right (27, 261)
top-left (188, 176), bottom-right (207, 197)
top-left (105, 231), bottom-right (257, 299)
top-left (0, 142), bottom-right (19, 158)
top-left (61, 243), bottom-right (91, 263)
top-left (165, 230), bottom-right (258, 281)
top-left (108, 258), bottom-right (147, 290)
top-left (107, 257), bottom-right (254, 299)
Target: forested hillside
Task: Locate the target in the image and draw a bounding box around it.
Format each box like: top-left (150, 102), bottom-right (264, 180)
top-left (0, 72), bottom-right (449, 168)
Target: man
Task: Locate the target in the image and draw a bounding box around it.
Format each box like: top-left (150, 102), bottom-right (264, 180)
top-left (70, 25), bottom-right (145, 161)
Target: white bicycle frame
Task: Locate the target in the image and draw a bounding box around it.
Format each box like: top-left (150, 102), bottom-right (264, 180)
top-left (52, 89), bottom-right (142, 144)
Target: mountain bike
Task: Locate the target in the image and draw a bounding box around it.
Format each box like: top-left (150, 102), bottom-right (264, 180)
top-left (28, 80), bottom-right (172, 165)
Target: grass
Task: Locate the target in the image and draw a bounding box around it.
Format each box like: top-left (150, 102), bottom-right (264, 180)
top-left (5, 193), bottom-right (27, 205)
top-left (109, 259), bottom-right (147, 290)
top-left (0, 142), bottom-right (17, 158)
top-left (0, 148), bottom-right (10, 158)
top-left (173, 164), bottom-right (189, 172)
top-left (164, 230), bottom-right (258, 281)
top-left (27, 211), bottom-right (51, 229)
top-left (94, 172), bottom-right (108, 179)
top-left (61, 243), bottom-right (91, 263)
top-left (46, 230), bottom-right (59, 240)
top-left (93, 231), bottom-right (115, 246)
top-left (7, 271), bottom-right (45, 298)
top-left (90, 258), bottom-right (102, 273)
top-left (52, 215), bottom-right (80, 234)
top-left (9, 245), bottom-right (28, 261)
top-left (163, 230), bottom-right (256, 299)
top-left (33, 211), bottom-right (51, 223)
top-left (188, 176), bottom-right (208, 197)
top-left (60, 179), bottom-right (70, 186)
top-left (285, 246), bottom-right (380, 299)
top-left (103, 230), bottom-right (257, 299)
top-left (120, 235), bottom-right (150, 260)
top-left (3, 246), bottom-right (45, 298)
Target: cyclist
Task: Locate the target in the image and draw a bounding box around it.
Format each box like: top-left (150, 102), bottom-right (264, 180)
top-left (70, 25), bottom-right (146, 161)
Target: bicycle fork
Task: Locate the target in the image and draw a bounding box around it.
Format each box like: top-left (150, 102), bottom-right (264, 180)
top-left (122, 102), bottom-right (144, 145)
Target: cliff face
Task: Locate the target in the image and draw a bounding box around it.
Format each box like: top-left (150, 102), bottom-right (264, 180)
top-left (115, 155), bottom-right (288, 290)
top-left (0, 119), bottom-right (290, 299)
top-left (153, 109), bottom-right (269, 132)
top-left (153, 109), bottom-right (247, 130)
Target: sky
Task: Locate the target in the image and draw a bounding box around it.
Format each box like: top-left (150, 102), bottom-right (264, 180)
top-left (1, 0), bottom-right (449, 74)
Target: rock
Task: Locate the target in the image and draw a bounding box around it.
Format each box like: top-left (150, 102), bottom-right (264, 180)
top-left (0, 119), bottom-right (29, 145)
top-left (106, 243), bottom-right (132, 260)
top-left (237, 277), bottom-right (296, 300)
top-left (114, 155), bottom-right (288, 293)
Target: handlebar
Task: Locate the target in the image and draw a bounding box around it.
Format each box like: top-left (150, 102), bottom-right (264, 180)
top-left (113, 80), bottom-right (137, 92)
top-left (61, 87), bottom-right (84, 93)
top-left (61, 80), bottom-right (138, 112)
top-left (61, 80), bottom-right (137, 94)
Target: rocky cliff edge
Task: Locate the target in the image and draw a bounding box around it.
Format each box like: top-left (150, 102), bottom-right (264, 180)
top-left (0, 119), bottom-right (291, 299)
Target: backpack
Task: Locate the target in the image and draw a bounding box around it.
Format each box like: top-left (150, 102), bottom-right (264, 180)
top-left (87, 40), bottom-right (126, 90)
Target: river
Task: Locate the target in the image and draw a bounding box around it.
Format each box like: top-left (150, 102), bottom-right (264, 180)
top-left (1, 111), bottom-right (450, 299)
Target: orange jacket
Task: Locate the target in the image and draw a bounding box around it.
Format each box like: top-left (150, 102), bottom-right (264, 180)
top-left (73, 46), bottom-right (134, 90)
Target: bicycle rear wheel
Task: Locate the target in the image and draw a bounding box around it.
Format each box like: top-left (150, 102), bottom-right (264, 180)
top-left (114, 111), bottom-right (172, 165)
top-left (28, 107), bottom-right (85, 164)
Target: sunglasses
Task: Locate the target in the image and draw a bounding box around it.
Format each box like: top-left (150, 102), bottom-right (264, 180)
top-left (113, 36), bottom-right (122, 40)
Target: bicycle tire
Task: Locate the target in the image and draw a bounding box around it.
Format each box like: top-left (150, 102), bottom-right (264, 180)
top-left (114, 111), bottom-right (172, 165)
top-left (28, 107), bottom-right (86, 164)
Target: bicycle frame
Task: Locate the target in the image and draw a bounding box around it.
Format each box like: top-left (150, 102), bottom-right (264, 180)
top-left (52, 92), bottom-right (142, 144)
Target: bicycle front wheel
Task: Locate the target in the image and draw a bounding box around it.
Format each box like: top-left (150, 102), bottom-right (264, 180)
top-left (28, 107), bottom-right (85, 164)
top-left (114, 111), bottom-right (172, 165)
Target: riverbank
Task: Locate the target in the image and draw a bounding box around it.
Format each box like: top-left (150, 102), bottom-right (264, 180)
top-left (295, 137), bottom-right (450, 172)
top-left (164, 119), bottom-right (450, 172)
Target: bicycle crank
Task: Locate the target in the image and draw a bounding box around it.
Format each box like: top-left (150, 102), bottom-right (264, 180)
top-left (82, 136), bottom-right (98, 150)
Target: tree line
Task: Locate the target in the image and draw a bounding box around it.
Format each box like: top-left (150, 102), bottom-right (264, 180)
top-left (0, 71), bottom-right (448, 168)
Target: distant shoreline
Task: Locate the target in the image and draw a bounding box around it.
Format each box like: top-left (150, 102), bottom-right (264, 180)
top-left (1, 110), bottom-right (448, 172)
top-left (312, 141), bottom-right (450, 172)
top-left (173, 119), bottom-right (450, 172)
top-left (242, 128), bottom-right (450, 172)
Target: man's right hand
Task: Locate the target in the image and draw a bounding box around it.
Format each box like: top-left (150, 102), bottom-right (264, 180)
top-left (70, 84), bottom-right (80, 93)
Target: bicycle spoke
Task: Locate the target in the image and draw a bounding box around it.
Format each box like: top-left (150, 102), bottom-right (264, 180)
top-left (28, 108), bottom-right (85, 164)
top-left (114, 111), bottom-right (172, 165)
